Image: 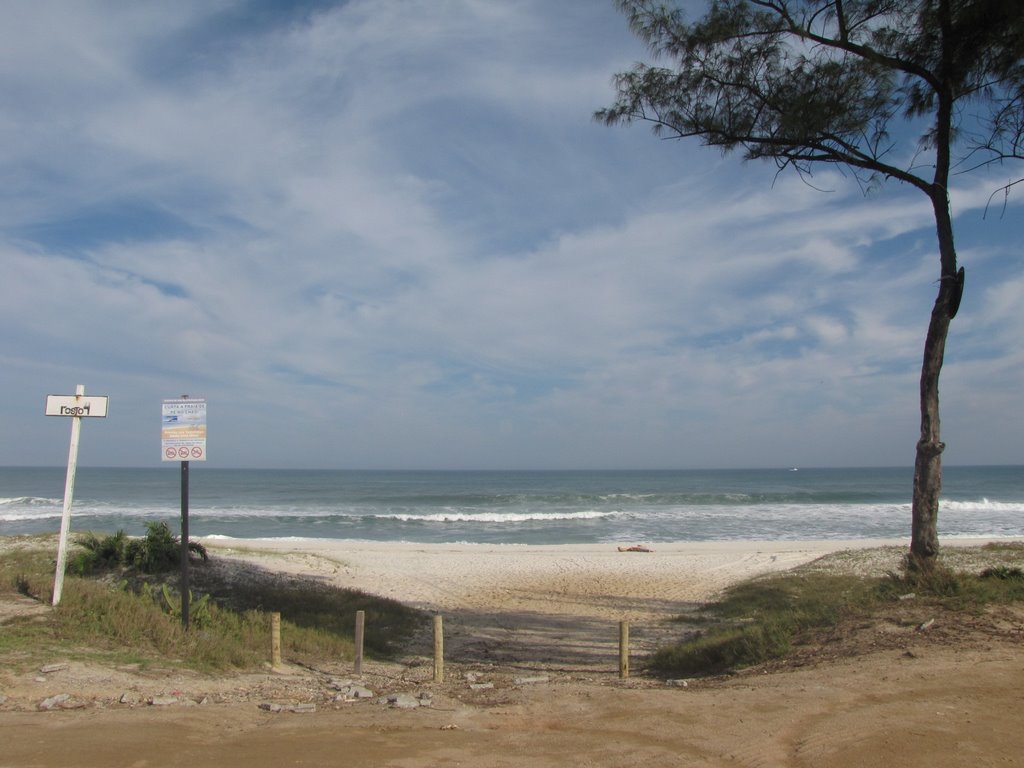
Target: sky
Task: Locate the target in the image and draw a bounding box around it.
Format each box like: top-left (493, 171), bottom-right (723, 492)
top-left (1, 0), bottom-right (1021, 471)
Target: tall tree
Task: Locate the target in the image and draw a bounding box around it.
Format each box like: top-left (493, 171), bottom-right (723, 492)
top-left (598, 0), bottom-right (1023, 567)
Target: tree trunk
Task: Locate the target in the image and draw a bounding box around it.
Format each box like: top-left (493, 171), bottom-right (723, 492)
top-left (910, 298), bottom-right (948, 565)
top-left (910, 189), bottom-right (960, 567)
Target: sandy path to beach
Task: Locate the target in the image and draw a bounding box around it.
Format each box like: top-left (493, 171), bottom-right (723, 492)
top-left (201, 538), bottom-right (913, 668)
top-left (202, 537), bottom-right (910, 613)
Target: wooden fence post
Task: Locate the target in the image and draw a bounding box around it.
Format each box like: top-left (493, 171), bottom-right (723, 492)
top-left (619, 620), bottom-right (630, 679)
top-left (433, 615), bottom-right (444, 683)
top-left (271, 612), bottom-right (282, 669)
top-left (354, 610), bottom-right (365, 676)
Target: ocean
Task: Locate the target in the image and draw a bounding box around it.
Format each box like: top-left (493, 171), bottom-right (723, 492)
top-left (1, 466), bottom-right (1022, 545)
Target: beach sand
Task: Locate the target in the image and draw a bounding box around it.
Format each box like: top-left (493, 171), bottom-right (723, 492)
top-left (200, 537), bottom-right (916, 667)
top-left (2, 536), bottom-right (1023, 767)
top-left (203, 537), bottom-right (911, 612)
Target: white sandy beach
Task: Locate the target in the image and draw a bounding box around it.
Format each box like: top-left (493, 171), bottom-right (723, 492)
top-left (202, 537), bottom-right (926, 620)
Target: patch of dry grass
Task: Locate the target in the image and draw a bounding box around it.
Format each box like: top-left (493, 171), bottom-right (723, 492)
top-left (0, 534), bottom-right (421, 672)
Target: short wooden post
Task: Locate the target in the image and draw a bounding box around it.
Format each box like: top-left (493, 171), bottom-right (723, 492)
top-left (433, 614), bottom-right (444, 683)
top-left (354, 610), bottom-right (365, 676)
top-left (619, 620), bottom-right (630, 679)
top-left (271, 612), bottom-right (282, 669)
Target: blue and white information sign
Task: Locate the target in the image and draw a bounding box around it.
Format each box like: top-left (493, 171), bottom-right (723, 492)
top-left (162, 397), bottom-right (207, 461)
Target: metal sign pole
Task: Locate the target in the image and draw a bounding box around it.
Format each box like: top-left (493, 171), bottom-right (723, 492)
top-left (161, 394), bottom-right (205, 630)
top-left (181, 459), bottom-right (190, 630)
top-left (52, 385), bottom-right (85, 606)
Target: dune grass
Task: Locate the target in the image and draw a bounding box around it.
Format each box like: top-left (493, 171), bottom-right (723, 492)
top-left (649, 542), bottom-right (1024, 678)
top-left (0, 533), bottom-right (422, 672)
top-left (649, 572), bottom-right (877, 676)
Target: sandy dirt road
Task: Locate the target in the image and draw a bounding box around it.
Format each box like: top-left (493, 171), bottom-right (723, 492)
top-left (2, 641), bottom-right (1022, 768)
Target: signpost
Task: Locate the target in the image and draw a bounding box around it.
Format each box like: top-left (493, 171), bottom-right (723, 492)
top-left (45, 385), bottom-right (109, 606)
top-left (162, 397), bottom-right (206, 629)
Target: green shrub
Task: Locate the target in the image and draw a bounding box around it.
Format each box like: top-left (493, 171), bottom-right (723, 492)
top-left (148, 583), bottom-right (214, 628)
top-left (650, 573), bottom-right (878, 678)
top-left (651, 619), bottom-right (792, 676)
top-left (973, 567), bottom-right (1024, 602)
top-left (980, 566), bottom-right (1024, 581)
top-left (884, 556), bottom-right (1024, 608)
top-left (73, 522), bottom-right (207, 575)
top-left (124, 521), bottom-right (207, 573)
top-left (894, 556), bottom-right (965, 597)
top-left (72, 530), bottom-right (128, 574)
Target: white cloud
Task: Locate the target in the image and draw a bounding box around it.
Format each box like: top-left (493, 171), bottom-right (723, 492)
top-left (0, 0), bottom-right (1020, 469)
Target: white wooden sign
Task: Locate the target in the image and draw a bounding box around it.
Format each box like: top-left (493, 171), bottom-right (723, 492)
top-left (45, 394), bottom-right (109, 418)
top-left (45, 385), bottom-right (108, 606)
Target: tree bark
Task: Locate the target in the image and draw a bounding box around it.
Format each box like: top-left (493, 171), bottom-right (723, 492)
top-left (911, 299), bottom-right (948, 564)
top-left (910, 189), bottom-right (960, 566)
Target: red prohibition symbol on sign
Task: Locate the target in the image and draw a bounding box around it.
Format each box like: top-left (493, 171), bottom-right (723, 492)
top-left (165, 448), bottom-right (177, 459)
top-left (191, 446), bottom-right (203, 458)
top-left (177, 447), bottom-right (190, 459)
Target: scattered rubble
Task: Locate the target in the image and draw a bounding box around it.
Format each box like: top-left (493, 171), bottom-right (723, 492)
top-left (514, 676), bottom-right (550, 686)
top-left (385, 692), bottom-right (432, 709)
top-left (37, 694), bottom-right (85, 711)
top-left (331, 681), bottom-right (375, 702)
top-left (259, 702), bottom-right (317, 714)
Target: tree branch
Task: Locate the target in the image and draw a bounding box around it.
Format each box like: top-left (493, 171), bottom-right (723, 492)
top-left (749, 0), bottom-right (942, 92)
top-left (984, 177), bottom-right (1024, 219)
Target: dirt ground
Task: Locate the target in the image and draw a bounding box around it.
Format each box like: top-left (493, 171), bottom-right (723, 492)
top-left (3, 603), bottom-right (1023, 767)
top-left (2, 645), bottom-right (1023, 767)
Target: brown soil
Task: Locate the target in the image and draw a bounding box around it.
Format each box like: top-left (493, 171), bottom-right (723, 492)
top-left (3, 603), bottom-right (1023, 766)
